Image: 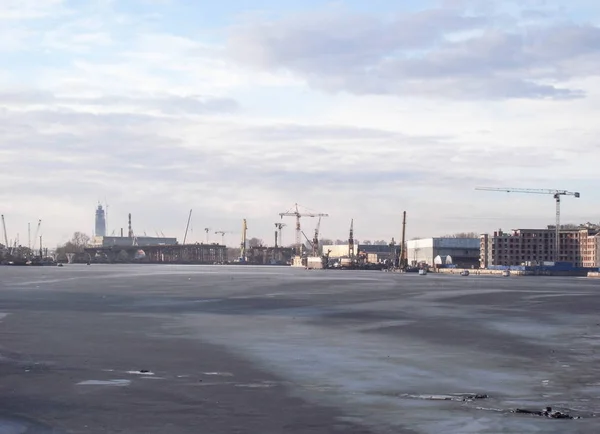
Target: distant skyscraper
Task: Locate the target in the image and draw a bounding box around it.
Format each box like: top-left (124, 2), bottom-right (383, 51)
top-left (95, 204), bottom-right (106, 237)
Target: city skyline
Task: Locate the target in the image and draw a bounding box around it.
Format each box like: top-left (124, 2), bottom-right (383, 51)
top-left (1, 0), bottom-right (600, 246)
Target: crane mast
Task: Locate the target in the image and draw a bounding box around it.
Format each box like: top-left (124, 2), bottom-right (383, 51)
top-left (183, 209), bottom-right (192, 244)
top-left (274, 223), bottom-right (286, 248)
top-left (475, 187), bottom-right (580, 262)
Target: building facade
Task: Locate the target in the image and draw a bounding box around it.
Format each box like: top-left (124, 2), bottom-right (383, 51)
top-left (480, 227), bottom-right (600, 268)
top-left (406, 238), bottom-right (480, 267)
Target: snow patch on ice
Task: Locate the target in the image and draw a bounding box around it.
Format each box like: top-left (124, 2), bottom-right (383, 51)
top-left (77, 379), bottom-right (130, 387)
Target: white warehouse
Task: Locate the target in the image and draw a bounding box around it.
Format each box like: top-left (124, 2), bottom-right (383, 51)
top-left (406, 238), bottom-right (480, 268)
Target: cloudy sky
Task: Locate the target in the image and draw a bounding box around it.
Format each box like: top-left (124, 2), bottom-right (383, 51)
top-left (1, 0), bottom-right (600, 247)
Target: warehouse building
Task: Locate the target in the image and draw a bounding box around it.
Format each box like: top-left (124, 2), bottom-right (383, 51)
top-left (406, 238), bottom-right (480, 268)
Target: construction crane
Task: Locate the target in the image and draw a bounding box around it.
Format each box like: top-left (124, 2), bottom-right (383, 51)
top-left (183, 209), bottom-right (192, 244)
top-left (279, 203), bottom-right (328, 254)
top-left (1, 215), bottom-right (9, 253)
top-left (274, 223), bottom-right (286, 248)
top-left (301, 230), bottom-right (314, 250)
top-left (214, 230), bottom-right (230, 246)
top-left (312, 217), bottom-right (322, 256)
top-left (475, 187), bottom-right (580, 262)
top-left (204, 227), bottom-right (211, 244)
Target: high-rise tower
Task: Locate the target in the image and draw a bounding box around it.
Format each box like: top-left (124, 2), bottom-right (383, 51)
top-left (95, 204), bottom-right (106, 237)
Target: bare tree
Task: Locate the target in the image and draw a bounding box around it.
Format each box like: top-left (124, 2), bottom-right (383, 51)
top-left (374, 240), bottom-right (388, 245)
top-left (56, 232), bottom-right (92, 255)
top-left (248, 237), bottom-right (263, 248)
top-left (443, 232), bottom-right (479, 239)
top-left (71, 232), bottom-right (91, 248)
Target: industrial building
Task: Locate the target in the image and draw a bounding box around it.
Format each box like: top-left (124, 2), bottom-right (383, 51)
top-left (90, 235), bottom-right (177, 248)
top-left (406, 238), bottom-right (480, 268)
top-left (480, 226), bottom-right (600, 268)
top-left (322, 244), bottom-right (399, 263)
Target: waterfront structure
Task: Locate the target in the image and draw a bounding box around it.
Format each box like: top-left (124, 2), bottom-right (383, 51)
top-left (480, 226), bottom-right (600, 268)
top-left (95, 204), bottom-right (106, 237)
top-left (322, 244), bottom-right (400, 263)
top-left (90, 235), bottom-right (177, 248)
top-left (85, 243), bottom-right (226, 264)
top-left (406, 238), bottom-right (480, 268)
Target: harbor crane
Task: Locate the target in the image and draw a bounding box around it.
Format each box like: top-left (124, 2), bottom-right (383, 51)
top-left (214, 230), bottom-right (230, 246)
top-left (475, 187), bottom-right (580, 262)
top-left (274, 223), bottom-right (286, 248)
top-left (183, 209), bottom-right (192, 244)
top-left (312, 217), bottom-right (322, 256)
top-left (279, 204), bottom-right (328, 254)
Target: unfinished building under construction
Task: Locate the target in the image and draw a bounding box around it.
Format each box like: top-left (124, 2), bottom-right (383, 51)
top-left (84, 243), bottom-right (227, 264)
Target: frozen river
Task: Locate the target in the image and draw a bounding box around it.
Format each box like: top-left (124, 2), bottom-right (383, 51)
top-left (0, 265), bottom-right (598, 433)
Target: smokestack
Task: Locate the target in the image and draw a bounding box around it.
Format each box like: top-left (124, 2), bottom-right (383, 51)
top-left (121, 228), bottom-right (124, 238)
top-left (275, 230), bottom-right (278, 248)
top-left (128, 214), bottom-right (133, 238)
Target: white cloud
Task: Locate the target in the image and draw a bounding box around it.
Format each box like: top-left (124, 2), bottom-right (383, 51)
top-left (0, 0), bottom-right (66, 20)
top-left (1, 0), bottom-right (600, 246)
top-left (227, 4), bottom-right (600, 100)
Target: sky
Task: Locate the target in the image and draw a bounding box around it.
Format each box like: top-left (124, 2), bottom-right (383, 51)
top-left (1, 0), bottom-right (600, 247)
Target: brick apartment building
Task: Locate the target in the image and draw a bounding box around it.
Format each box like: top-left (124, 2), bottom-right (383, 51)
top-left (480, 226), bottom-right (600, 268)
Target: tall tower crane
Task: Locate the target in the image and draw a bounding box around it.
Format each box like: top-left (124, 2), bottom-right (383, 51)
top-left (475, 187), bottom-right (580, 262)
top-left (204, 227), bottom-right (211, 244)
top-left (279, 203), bottom-right (328, 254)
top-left (274, 223), bottom-right (286, 248)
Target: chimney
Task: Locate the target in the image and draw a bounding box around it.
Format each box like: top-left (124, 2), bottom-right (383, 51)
top-left (120, 228), bottom-right (124, 238)
top-left (128, 213), bottom-right (133, 238)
